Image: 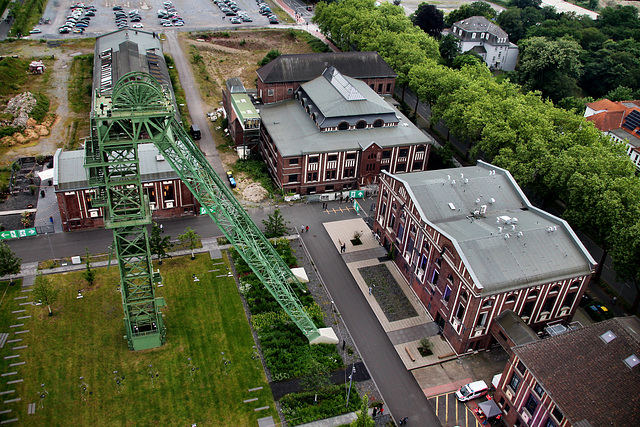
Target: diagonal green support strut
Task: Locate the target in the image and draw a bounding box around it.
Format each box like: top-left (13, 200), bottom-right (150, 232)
top-left (87, 72), bottom-right (337, 348)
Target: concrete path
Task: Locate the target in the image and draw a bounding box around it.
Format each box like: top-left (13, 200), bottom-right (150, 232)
top-left (297, 204), bottom-right (442, 425)
top-left (162, 30), bottom-right (226, 178)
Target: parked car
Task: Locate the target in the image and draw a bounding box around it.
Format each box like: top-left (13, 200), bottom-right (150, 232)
top-left (112, 5), bottom-right (123, 10)
top-left (131, 23), bottom-right (143, 28)
top-left (29, 28), bottom-right (42, 34)
top-left (269, 16), bottom-right (278, 24)
top-left (455, 381), bottom-right (489, 402)
top-left (230, 17), bottom-right (241, 24)
top-left (226, 171), bottom-right (237, 188)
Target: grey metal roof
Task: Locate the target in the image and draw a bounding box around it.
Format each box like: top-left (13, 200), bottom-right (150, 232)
top-left (494, 310), bottom-right (539, 346)
top-left (260, 98), bottom-right (431, 157)
top-left (226, 77), bottom-right (246, 94)
top-left (256, 51), bottom-right (397, 84)
top-left (54, 144), bottom-right (178, 191)
top-left (453, 16), bottom-right (508, 39)
top-left (301, 68), bottom-right (394, 119)
top-left (391, 162), bottom-right (595, 295)
top-left (610, 128), bottom-right (640, 149)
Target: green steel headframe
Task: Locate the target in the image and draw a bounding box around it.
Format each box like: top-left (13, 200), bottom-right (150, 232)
top-left (86, 72), bottom-right (336, 349)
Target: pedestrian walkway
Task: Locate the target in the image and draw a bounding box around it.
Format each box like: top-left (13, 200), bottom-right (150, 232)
top-left (323, 218), bottom-right (455, 370)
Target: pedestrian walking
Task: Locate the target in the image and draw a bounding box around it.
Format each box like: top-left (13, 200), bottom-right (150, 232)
top-left (368, 286), bottom-right (372, 295)
top-left (372, 407), bottom-right (377, 417)
top-left (341, 243), bottom-right (346, 253)
top-left (400, 417), bottom-right (408, 425)
top-left (305, 225), bottom-right (309, 233)
top-left (301, 224), bottom-right (304, 233)
top-left (380, 405), bottom-right (384, 415)
top-left (49, 216), bottom-right (53, 224)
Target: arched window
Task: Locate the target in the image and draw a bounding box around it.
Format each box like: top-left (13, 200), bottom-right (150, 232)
top-left (482, 299), bottom-right (493, 308)
top-left (356, 120), bottom-right (366, 129)
top-left (373, 119), bottom-right (383, 128)
top-left (506, 294), bottom-right (517, 303)
top-left (528, 290), bottom-right (539, 299)
top-left (338, 121), bottom-right (349, 131)
top-left (570, 281), bottom-right (580, 290)
top-left (550, 285), bottom-right (560, 293)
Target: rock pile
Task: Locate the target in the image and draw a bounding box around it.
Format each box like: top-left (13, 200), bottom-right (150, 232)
top-left (3, 92), bottom-right (37, 128)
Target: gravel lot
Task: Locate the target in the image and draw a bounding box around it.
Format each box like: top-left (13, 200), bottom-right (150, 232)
top-left (33, 0), bottom-right (281, 39)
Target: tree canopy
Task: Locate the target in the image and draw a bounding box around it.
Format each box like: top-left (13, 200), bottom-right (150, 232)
top-left (445, 1), bottom-right (497, 26)
top-left (411, 3), bottom-right (444, 38)
top-left (0, 242), bottom-right (21, 280)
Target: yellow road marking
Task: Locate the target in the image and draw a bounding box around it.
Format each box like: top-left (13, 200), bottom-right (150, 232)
top-left (445, 394), bottom-right (448, 422)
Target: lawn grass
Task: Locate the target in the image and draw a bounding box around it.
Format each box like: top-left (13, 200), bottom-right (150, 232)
top-left (0, 254), bottom-right (277, 425)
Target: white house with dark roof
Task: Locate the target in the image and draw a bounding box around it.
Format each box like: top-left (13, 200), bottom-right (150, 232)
top-left (450, 16), bottom-right (519, 71)
top-left (259, 67), bottom-right (432, 196)
top-left (373, 161), bottom-right (595, 354)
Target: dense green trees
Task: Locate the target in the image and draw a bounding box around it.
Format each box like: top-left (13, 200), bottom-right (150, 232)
top-left (411, 3), bottom-right (444, 38)
top-left (444, 1), bottom-right (496, 25)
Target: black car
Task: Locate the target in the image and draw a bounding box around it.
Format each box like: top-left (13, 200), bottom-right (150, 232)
top-left (113, 6), bottom-right (123, 10)
top-left (269, 16), bottom-right (278, 24)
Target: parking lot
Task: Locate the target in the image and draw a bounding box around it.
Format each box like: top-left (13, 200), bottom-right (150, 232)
top-left (31, 0), bottom-right (280, 39)
top-left (428, 391), bottom-right (480, 427)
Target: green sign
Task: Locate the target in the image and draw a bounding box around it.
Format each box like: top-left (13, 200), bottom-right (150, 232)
top-left (353, 200), bottom-right (360, 213)
top-left (199, 206), bottom-right (216, 215)
top-left (349, 190), bottom-right (364, 199)
top-left (0, 228), bottom-right (37, 240)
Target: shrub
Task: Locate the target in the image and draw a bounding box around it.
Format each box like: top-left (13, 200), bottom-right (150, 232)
top-left (280, 385), bottom-right (361, 426)
top-left (258, 49), bottom-right (281, 66)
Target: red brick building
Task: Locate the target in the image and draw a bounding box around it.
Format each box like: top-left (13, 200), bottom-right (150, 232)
top-left (259, 67), bottom-right (431, 196)
top-left (221, 77), bottom-right (260, 151)
top-left (53, 145), bottom-right (199, 231)
top-left (256, 52), bottom-right (397, 104)
top-left (493, 316), bottom-right (640, 427)
top-left (373, 162), bottom-right (596, 354)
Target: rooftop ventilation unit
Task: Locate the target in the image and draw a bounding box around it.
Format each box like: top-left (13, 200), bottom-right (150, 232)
top-left (480, 205), bottom-right (487, 215)
top-left (448, 203), bottom-right (456, 210)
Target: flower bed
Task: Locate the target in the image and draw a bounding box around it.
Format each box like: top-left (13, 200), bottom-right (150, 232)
top-left (358, 264), bottom-right (418, 322)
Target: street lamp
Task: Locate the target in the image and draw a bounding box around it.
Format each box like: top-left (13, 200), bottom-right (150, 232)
top-left (345, 365), bottom-right (356, 408)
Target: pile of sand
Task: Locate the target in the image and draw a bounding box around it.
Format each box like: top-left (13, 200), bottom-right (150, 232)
top-left (242, 182), bottom-right (269, 202)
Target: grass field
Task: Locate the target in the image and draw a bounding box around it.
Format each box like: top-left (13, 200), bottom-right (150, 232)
top-left (0, 253), bottom-right (277, 426)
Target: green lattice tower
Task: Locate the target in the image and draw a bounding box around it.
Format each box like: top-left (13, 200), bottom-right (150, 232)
top-left (87, 72), bottom-right (337, 348)
top-left (85, 72), bottom-right (168, 351)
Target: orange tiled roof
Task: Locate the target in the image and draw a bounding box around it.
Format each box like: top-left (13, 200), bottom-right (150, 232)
top-left (586, 99), bottom-right (627, 112)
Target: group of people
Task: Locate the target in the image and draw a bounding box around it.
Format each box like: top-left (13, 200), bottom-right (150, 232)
top-left (300, 224), bottom-right (309, 233)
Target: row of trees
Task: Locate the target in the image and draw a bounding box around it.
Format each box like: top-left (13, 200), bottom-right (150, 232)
top-left (313, 0), bottom-right (640, 310)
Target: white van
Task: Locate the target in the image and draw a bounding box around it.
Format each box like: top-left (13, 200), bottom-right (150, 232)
top-left (455, 380), bottom-right (489, 402)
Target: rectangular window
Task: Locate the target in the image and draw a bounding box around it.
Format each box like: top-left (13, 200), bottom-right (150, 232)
top-left (328, 154), bottom-right (337, 162)
top-left (552, 408), bottom-right (564, 422)
top-left (289, 158), bottom-right (299, 165)
top-left (399, 148), bottom-right (408, 157)
top-left (476, 312), bottom-right (488, 327)
top-left (545, 419), bottom-right (557, 427)
top-left (533, 383), bottom-right (544, 397)
top-left (325, 184), bottom-right (334, 192)
top-left (397, 224), bottom-right (404, 242)
top-left (390, 213), bottom-right (396, 228)
top-left (346, 153), bottom-right (356, 160)
top-left (563, 292), bottom-right (576, 308)
top-left (431, 269), bottom-right (439, 285)
top-left (517, 361), bottom-right (526, 375)
top-left (386, 83), bottom-right (391, 92)
top-left (309, 156), bottom-right (319, 163)
top-left (268, 89), bottom-right (274, 96)
top-left (287, 88), bottom-right (293, 94)
top-left (344, 168), bottom-right (355, 177)
top-left (382, 150), bottom-right (391, 159)
top-left (396, 163), bottom-right (406, 172)
top-left (413, 161), bottom-right (423, 170)
top-left (509, 373), bottom-right (521, 392)
top-left (420, 255), bottom-right (428, 271)
top-left (521, 301), bottom-right (535, 318)
top-left (326, 170), bottom-right (336, 180)
top-left (443, 286), bottom-right (452, 303)
top-left (380, 165), bottom-right (389, 172)
top-left (543, 296), bottom-right (556, 313)
top-left (307, 186), bottom-right (316, 194)
top-left (288, 174), bottom-right (298, 183)
top-left (524, 394), bottom-right (539, 415)
top-left (307, 172), bottom-right (318, 181)
top-left (455, 303), bottom-right (465, 319)
top-left (381, 202), bottom-right (386, 215)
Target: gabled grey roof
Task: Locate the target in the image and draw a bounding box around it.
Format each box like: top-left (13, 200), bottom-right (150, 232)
top-left (260, 98), bottom-right (430, 157)
top-left (453, 16), bottom-right (508, 38)
top-left (54, 144), bottom-right (178, 191)
top-left (388, 162), bottom-right (595, 294)
top-left (256, 52), bottom-right (397, 84)
top-left (301, 68), bottom-right (394, 119)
